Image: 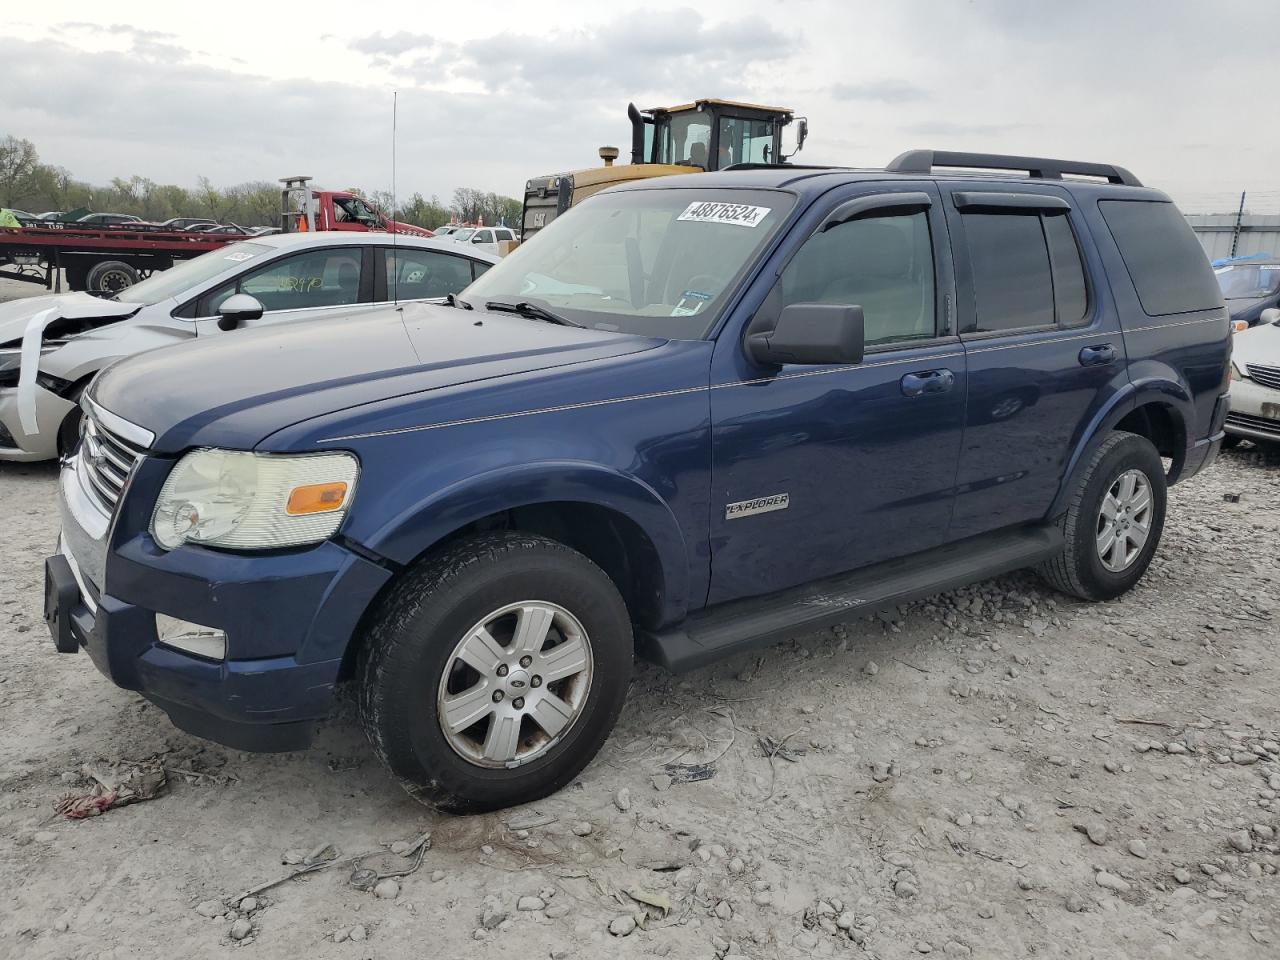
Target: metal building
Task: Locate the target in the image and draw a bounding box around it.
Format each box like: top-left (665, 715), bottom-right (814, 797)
top-left (1186, 213), bottom-right (1280, 261)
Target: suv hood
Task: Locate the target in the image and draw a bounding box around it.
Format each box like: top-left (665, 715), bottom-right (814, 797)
top-left (0, 292), bottom-right (139, 348)
top-left (92, 300), bottom-right (663, 453)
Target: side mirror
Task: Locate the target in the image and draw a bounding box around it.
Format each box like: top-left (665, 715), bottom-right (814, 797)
top-left (1262, 307), bottom-right (1280, 326)
top-left (796, 117), bottom-right (809, 152)
top-left (216, 293), bottom-right (264, 331)
top-left (747, 303), bottom-right (864, 366)
top-left (472, 235), bottom-right (486, 244)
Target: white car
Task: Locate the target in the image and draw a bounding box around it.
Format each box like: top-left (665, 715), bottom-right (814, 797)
top-left (0, 232), bottom-right (497, 461)
top-left (449, 226), bottom-right (517, 256)
top-left (1226, 307), bottom-right (1280, 446)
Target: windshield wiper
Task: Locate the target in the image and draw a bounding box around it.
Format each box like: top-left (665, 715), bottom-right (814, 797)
top-left (484, 300), bottom-right (584, 328)
top-left (445, 293), bottom-right (473, 310)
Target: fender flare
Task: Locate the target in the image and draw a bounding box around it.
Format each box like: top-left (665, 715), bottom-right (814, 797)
top-left (1047, 378), bottom-right (1192, 519)
top-left (363, 460), bottom-right (692, 622)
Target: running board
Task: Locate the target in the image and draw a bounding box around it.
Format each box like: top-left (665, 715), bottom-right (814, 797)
top-left (637, 524), bottom-right (1063, 673)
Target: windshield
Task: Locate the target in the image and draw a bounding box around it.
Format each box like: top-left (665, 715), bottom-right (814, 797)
top-left (452, 228), bottom-right (476, 241)
top-left (1215, 263), bottom-right (1280, 300)
top-left (462, 188), bottom-right (794, 338)
top-left (113, 242), bottom-right (270, 306)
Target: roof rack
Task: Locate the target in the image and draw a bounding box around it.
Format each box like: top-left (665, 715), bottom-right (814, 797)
top-left (885, 150), bottom-right (1142, 187)
top-left (720, 162), bottom-right (846, 172)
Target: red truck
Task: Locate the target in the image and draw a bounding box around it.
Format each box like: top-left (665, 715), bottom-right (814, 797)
top-left (0, 177), bottom-right (431, 295)
top-left (279, 176), bottom-right (433, 238)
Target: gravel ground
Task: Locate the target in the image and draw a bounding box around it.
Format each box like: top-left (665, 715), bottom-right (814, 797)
top-left (2, 276), bottom-right (1279, 959)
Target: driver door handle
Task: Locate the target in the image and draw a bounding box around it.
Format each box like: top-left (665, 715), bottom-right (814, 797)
top-left (900, 368), bottom-right (955, 397)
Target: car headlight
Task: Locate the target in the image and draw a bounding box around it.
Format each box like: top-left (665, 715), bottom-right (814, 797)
top-left (151, 449), bottom-right (359, 551)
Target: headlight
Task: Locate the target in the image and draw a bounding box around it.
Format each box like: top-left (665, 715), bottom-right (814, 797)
top-left (151, 449), bottom-right (358, 551)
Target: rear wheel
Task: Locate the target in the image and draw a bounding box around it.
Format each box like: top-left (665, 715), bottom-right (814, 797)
top-left (1038, 431), bottom-right (1166, 601)
top-left (358, 531), bottom-right (632, 812)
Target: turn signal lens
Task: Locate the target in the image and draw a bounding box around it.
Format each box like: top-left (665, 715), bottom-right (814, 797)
top-left (286, 481), bottom-right (350, 515)
top-left (1231, 319), bottom-right (1249, 334)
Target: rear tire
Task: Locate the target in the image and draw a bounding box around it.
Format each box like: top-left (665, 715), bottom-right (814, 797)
top-left (1038, 431), bottom-right (1166, 601)
top-left (357, 531), bottom-right (632, 812)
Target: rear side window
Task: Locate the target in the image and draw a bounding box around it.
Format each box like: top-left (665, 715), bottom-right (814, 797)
top-left (961, 211), bottom-right (1090, 332)
top-left (1099, 200), bottom-right (1220, 316)
top-left (963, 214), bottom-right (1055, 331)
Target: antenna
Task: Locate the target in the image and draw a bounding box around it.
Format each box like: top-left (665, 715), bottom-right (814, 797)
top-left (391, 89), bottom-right (399, 306)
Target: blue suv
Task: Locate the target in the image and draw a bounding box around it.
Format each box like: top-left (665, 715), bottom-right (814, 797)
top-left (45, 151), bottom-right (1230, 811)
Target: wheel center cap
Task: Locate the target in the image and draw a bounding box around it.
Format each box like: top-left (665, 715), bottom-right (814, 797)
top-left (504, 668), bottom-right (531, 694)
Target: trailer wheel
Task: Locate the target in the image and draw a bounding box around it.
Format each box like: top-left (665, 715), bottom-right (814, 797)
top-left (86, 260), bottom-right (139, 295)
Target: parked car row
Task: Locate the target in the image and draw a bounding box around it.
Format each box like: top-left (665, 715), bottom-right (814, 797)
top-left (9, 209), bottom-right (279, 234)
top-left (29, 151), bottom-right (1235, 813)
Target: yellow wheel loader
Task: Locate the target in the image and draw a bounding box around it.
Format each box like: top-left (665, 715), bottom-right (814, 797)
top-left (521, 98), bottom-right (807, 240)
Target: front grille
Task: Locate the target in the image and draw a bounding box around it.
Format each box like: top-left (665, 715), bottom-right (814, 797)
top-left (1226, 411), bottom-right (1280, 437)
top-left (1246, 363), bottom-right (1280, 391)
top-left (80, 411), bottom-right (147, 511)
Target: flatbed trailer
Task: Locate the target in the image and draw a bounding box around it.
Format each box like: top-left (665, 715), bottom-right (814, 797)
top-left (0, 225), bottom-right (242, 295)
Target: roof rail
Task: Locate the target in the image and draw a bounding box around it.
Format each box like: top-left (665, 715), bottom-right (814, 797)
top-left (720, 162), bottom-right (846, 172)
top-left (885, 149), bottom-right (1142, 187)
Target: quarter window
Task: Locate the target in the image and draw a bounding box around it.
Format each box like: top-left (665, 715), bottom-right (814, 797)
top-left (778, 211), bottom-right (936, 347)
top-left (962, 211), bottom-right (1089, 332)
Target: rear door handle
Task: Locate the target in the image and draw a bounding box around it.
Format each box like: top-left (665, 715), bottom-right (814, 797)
top-left (900, 368), bottom-right (956, 397)
top-left (1079, 343), bottom-right (1117, 366)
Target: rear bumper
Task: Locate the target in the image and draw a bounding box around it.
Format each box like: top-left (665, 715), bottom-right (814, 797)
top-left (1176, 392), bottom-right (1229, 482)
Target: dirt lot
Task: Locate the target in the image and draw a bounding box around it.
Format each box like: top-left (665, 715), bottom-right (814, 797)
top-left (2, 276), bottom-right (1279, 959)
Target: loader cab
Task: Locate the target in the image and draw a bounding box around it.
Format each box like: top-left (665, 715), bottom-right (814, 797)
top-left (635, 99), bottom-right (804, 172)
top-left (521, 98), bottom-right (807, 241)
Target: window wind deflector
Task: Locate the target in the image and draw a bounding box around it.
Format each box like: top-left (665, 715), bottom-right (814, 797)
top-left (953, 192), bottom-right (1071, 214)
top-left (820, 192), bottom-right (933, 233)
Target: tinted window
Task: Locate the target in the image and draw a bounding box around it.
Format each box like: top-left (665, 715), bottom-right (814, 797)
top-left (780, 212), bottom-right (936, 346)
top-left (1044, 214), bottom-right (1089, 324)
top-left (202, 248), bottom-right (362, 314)
top-left (1099, 200), bottom-right (1220, 316)
top-left (963, 213), bottom-right (1055, 331)
top-left (384, 248), bottom-right (473, 299)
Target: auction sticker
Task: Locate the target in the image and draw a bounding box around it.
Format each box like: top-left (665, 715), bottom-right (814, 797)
top-left (677, 201), bottom-right (771, 228)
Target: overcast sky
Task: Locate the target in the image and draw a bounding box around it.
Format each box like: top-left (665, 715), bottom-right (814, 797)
top-left (2, 1), bottom-right (1275, 214)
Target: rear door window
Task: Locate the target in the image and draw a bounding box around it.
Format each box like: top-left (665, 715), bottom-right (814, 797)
top-left (383, 248), bottom-right (474, 300)
top-left (1099, 200), bottom-right (1220, 316)
top-left (960, 210), bottom-right (1091, 332)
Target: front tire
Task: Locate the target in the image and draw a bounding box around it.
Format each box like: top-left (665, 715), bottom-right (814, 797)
top-left (357, 532), bottom-right (632, 812)
top-left (1038, 431), bottom-right (1167, 601)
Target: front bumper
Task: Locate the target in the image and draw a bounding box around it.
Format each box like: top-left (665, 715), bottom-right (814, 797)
top-left (1226, 378), bottom-right (1280, 443)
top-left (0, 384), bottom-right (75, 461)
top-left (49, 447), bottom-right (393, 752)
